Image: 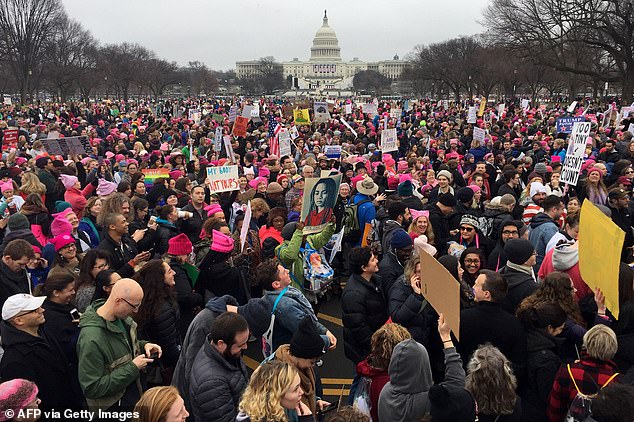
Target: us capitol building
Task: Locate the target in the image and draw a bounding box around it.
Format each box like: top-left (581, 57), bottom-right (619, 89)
top-left (235, 11), bottom-right (410, 92)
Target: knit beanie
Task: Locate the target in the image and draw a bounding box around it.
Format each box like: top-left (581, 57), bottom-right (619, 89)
top-left (290, 317), bottom-right (326, 359)
top-left (0, 379), bottom-right (39, 422)
top-left (266, 182), bottom-right (283, 194)
top-left (437, 169), bottom-right (453, 182)
top-left (438, 193), bottom-right (457, 207)
top-left (459, 215), bottom-right (479, 230)
top-left (529, 181), bottom-right (547, 198)
top-left (504, 238), bottom-right (535, 265)
top-left (205, 204), bottom-right (223, 218)
top-left (96, 179), bottom-right (117, 196)
top-left (456, 187), bottom-right (474, 203)
top-left (168, 233), bottom-right (193, 256)
top-left (391, 229), bottom-right (413, 249)
top-left (51, 234), bottom-right (75, 252)
top-left (54, 200), bottom-right (72, 213)
top-left (50, 215), bottom-right (73, 236)
top-left (210, 229), bottom-right (234, 253)
top-left (534, 162), bottom-right (548, 174)
top-left (59, 174), bottom-right (78, 190)
top-left (397, 180), bottom-right (414, 197)
top-left (281, 222), bottom-right (298, 241)
top-left (7, 213), bottom-right (29, 231)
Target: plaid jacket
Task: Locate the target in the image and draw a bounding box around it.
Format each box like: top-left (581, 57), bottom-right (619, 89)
top-left (547, 353), bottom-right (620, 422)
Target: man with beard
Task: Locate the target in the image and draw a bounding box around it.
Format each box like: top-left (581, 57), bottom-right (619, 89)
top-left (188, 312), bottom-right (250, 422)
top-left (522, 181), bottom-right (548, 224)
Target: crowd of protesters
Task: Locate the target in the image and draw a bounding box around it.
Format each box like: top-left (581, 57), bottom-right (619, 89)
top-left (0, 96), bottom-right (632, 422)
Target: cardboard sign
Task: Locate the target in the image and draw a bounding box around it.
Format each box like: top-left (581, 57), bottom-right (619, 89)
top-left (278, 128), bottom-right (292, 157)
top-left (223, 135), bottom-right (236, 163)
top-left (232, 116), bottom-right (248, 137)
top-left (313, 101), bottom-right (330, 123)
top-left (579, 201), bottom-right (625, 319)
top-left (324, 145), bottom-right (341, 158)
top-left (567, 101), bottom-right (578, 113)
top-left (380, 128), bottom-right (398, 152)
top-left (556, 116), bottom-right (585, 134)
top-left (473, 127), bottom-right (486, 143)
top-left (361, 223), bottom-right (372, 247)
top-left (300, 174), bottom-right (342, 234)
top-left (293, 109), bottom-right (311, 125)
top-left (42, 136), bottom-right (92, 156)
top-left (418, 251), bottom-right (461, 340)
top-left (345, 104), bottom-right (352, 115)
top-left (214, 127), bottom-right (223, 152)
top-left (206, 165), bottom-right (239, 193)
top-left (467, 107), bottom-right (477, 124)
top-left (240, 201), bottom-right (252, 252)
top-left (560, 122), bottom-right (591, 186)
top-left (2, 129), bottom-right (18, 151)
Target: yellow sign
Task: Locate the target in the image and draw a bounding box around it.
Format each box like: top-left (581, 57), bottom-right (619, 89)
top-left (293, 109), bottom-right (311, 125)
top-left (578, 201), bottom-right (625, 319)
top-left (477, 97), bottom-right (487, 117)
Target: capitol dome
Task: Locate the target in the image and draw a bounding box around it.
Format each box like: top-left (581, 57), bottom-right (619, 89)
top-left (310, 10), bottom-right (342, 62)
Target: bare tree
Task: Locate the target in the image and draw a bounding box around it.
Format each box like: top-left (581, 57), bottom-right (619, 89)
top-left (99, 42), bottom-right (152, 100)
top-left (0, 0), bottom-right (66, 103)
top-left (352, 70), bottom-right (390, 95)
top-left (142, 58), bottom-right (179, 99)
top-left (183, 61), bottom-right (218, 96)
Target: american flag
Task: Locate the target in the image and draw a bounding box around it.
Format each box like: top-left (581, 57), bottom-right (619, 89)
top-left (267, 112), bottom-right (277, 139)
top-left (269, 123), bottom-right (282, 157)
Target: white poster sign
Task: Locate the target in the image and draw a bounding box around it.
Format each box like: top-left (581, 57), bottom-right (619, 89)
top-left (380, 128), bottom-right (398, 152)
top-left (290, 126), bottom-right (300, 140)
top-left (214, 127), bottom-right (223, 152)
top-left (313, 101), bottom-right (330, 123)
top-left (567, 101), bottom-right (578, 113)
top-left (240, 201), bottom-right (252, 252)
top-left (560, 122), bottom-right (592, 186)
top-left (223, 135), bottom-right (236, 163)
top-left (498, 103), bottom-right (505, 116)
top-left (521, 99), bottom-right (530, 110)
top-left (206, 165), bottom-right (239, 193)
top-left (345, 104), bottom-right (352, 115)
top-left (467, 107), bottom-right (477, 124)
top-left (278, 129), bottom-right (292, 157)
top-left (339, 118), bottom-right (358, 138)
top-left (473, 127), bottom-right (486, 143)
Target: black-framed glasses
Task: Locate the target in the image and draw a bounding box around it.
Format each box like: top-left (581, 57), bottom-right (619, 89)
top-left (121, 298), bottom-right (142, 311)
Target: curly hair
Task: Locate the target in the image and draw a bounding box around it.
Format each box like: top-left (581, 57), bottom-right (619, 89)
top-left (133, 259), bottom-right (176, 329)
top-left (367, 323), bottom-right (412, 371)
top-left (516, 271), bottom-right (583, 324)
top-left (98, 193), bottom-right (132, 226)
top-left (19, 171), bottom-right (46, 196)
top-left (325, 406), bottom-right (370, 422)
top-left (238, 360), bottom-right (298, 422)
top-left (465, 344), bottom-right (517, 416)
top-left (267, 207), bottom-right (288, 228)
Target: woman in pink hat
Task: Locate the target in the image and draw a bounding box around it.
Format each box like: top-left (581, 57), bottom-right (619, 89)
top-left (578, 166), bottom-right (608, 206)
top-left (408, 209), bottom-right (435, 244)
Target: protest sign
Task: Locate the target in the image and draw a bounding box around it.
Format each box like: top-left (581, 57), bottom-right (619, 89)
top-left (473, 127), bottom-right (486, 143)
top-left (251, 104), bottom-right (260, 119)
top-left (339, 118), bottom-right (357, 138)
top-left (3, 97), bottom-right (11, 105)
top-left (567, 101), bottom-right (578, 113)
top-left (142, 168), bottom-right (170, 188)
top-left (313, 102), bottom-right (330, 123)
top-left (477, 97), bottom-right (487, 117)
top-left (521, 99), bottom-right (530, 110)
top-left (560, 122), bottom-right (591, 186)
top-left (390, 108), bottom-right (402, 119)
top-left (289, 126), bottom-right (300, 140)
top-left (579, 201), bottom-right (625, 319)
top-left (555, 116), bottom-right (585, 134)
top-left (293, 109), bottom-right (311, 125)
top-left (278, 128), bottom-right (292, 157)
top-left (362, 103), bottom-right (378, 116)
top-left (628, 123), bottom-right (634, 135)
top-left (214, 127), bottom-right (223, 152)
top-left (228, 105), bottom-right (238, 122)
top-left (232, 116), bottom-right (248, 137)
top-left (328, 227), bottom-right (345, 264)
top-left (42, 136), bottom-right (92, 156)
top-left (206, 165), bottom-right (239, 193)
top-left (223, 135), bottom-right (236, 163)
top-left (240, 201), bottom-right (252, 252)
top-left (242, 105), bottom-right (255, 119)
top-left (2, 129), bottom-right (18, 151)
top-left (324, 145), bottom-right (341, 158)
top-left (442, 100), bottom-right (449, 110)
top-left (188, 109), bottom-right (201, 124)
top-left (418, 251), bottom-right (460, 340)
top-left (467, 107), bottom-right (477, 124)
top-left (300, 174), bottom-right (342, 234)
top-left (380, 128), bottom-right (398, 152)
top-left (361, 223), bottom-right (372, 247)
top-left (212, 113), bottom-right (224, 123)
top-left (344, 103), bottom-right (352, 115)
top-left (620, 106), bottom-right (634, 119)
top-left (498, 103), bottom-right (505, 116)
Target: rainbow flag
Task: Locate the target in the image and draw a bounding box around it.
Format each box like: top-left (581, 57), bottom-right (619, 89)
top-left (142, 168), bottom-right (170, 188)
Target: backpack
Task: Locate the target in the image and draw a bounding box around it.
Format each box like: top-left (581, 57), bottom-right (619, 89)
top-left (565, 364), bottom-right (619, 422)
top-left (342, 199), bottom-right (371, 242)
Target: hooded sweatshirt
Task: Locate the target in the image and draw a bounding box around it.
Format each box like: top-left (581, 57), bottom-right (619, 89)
top-left (529, 212), bottom-right (559, 271)
top-left (538, 243), bottom-right (592, 300)
top-left (378, 339), bottom-right (433, 422)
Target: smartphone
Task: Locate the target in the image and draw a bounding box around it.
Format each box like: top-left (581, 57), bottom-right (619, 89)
top-left (149, 351), bottom-right (159, 360)
top-left (70, 308), bottom-right (81, 320)
top-left (317, 400), bottom-right (339, 415)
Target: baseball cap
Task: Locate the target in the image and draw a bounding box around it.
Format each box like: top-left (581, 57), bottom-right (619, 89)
top-left (2, 294), bottom-right (45, 321)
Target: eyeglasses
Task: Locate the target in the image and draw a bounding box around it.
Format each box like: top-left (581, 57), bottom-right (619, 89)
top-left (502, 230), bottom-right (519, 235)
top-left (121, 298), bottom-right (142, 311)
top-left (13, 307), bottom-right (41, 319)
top-left (459, 226), bottom-right (474, 232)
top-left (464, 259), bottom-right (480, 265)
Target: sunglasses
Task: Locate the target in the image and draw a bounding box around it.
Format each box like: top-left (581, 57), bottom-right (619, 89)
top-left (459, 226), bottom-right (474, 232)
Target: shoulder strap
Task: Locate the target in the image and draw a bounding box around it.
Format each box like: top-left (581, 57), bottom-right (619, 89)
top-left (567, 364), bottom-right (583, 395)
top-left (271, 286), bottom-right (289, 314)
top-left (601, 372), bottom-right (619, 389)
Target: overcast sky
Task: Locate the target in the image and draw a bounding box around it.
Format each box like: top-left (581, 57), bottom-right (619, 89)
top-left (61, 0), bottom-right (489, 70)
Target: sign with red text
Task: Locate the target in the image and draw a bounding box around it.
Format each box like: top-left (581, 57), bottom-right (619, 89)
top-left (206, 165), bottom-right (239, 193)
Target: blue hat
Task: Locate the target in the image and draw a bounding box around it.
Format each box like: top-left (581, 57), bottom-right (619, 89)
top-left (397, 180), bottom-right (414, 197)
top-left (391, 229), bottom-right (413, 249)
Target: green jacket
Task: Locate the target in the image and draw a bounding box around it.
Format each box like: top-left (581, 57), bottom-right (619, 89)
top-left (275, 223), bottom-right (335, 291)
top-left (76, 299), bottom-right (147, 409)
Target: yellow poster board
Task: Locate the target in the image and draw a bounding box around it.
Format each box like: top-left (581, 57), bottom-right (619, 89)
top-left (477, 97), bottom-right (487, 117)
top-left (578, 201), bottom-right (625, 319)
top-left (418, 251), bottom-right (461, 340)
top-left (293, 109), bottom-right (311, 125)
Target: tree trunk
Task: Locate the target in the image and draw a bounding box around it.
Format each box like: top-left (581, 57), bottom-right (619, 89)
top-left (622, 69), bottom-right (634, 104)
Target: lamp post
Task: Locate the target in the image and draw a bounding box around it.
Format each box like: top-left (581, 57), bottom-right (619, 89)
top-left (513, 69), bottom-right (518, 98)
top-left (104, 76), bottom-right (108, 99)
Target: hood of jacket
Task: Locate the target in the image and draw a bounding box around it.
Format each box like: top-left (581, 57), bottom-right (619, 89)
top-left (526, 328), bottom-right (561, 354)
top-left (499, 265), bottom-right (533, 289)
top-left (530, 212), bottom-right (555, 229)
top-left (357, 358), bottom-right (388, 378)
top-left (552, 244), bottom-right (579, 271)
top-left (0, 320), bottom-right (45, 349)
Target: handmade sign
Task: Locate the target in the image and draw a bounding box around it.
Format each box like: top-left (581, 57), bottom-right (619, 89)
top-left (477, 97), bottom-right (487, 117)
top-left (345, 103), bottom-right (352, 115)
top-left (240, 201), bottom-right (252, 252)
top-left (206, 165), bottom-right (239, 193)
top-left (300, 173), bottom-right (342, 234)
top-left (473, 127), bottom-right (486, 143)
top-left (278, 128), bottom-right (292, 157)
top-left (380, 128), bottom-right (398, 152)
top-left (560, 122), bottom-right (591, 186)
top-left (214, 127), bottom-right (223, 152)
top-left (2, 129), bottom-right (18, 151)
top-left (232, 116), bottom-right (248, 137)
top-left (42, 136), bottom-right (92, 156)
top-left (293, 109), bottom-right (311, 125)
top-left (467, 107), bottom-right (477, 124)
top-left (313, 102), bottom-right (330, 123)
top-left (390, 108), bottom-right (402, 119)
top-left (228, 105), bottom-right (238, 122)
top-left (567, 101), bottom-right (578, 113)
top-left (223, 135), bottom-right (236, 163)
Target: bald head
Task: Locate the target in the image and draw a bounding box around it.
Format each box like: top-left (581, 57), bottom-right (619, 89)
top-left (110, 278), bottom-right (143, 301)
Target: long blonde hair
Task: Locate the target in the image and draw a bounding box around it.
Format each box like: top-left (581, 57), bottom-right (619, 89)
top-left (19, 171), bottom-right (46, 196)
top-left (408, 215), bottom-right (435, 245)
top-left (133, 386), bottom-right (181, 422)
top-left (238, 361), bottom-right (298, 422)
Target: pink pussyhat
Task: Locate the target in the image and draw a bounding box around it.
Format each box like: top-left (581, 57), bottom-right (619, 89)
top-left (211, 229), bottom-right (234, 253)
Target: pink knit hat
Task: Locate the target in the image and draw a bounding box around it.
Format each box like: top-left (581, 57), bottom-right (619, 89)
top-left (51, 234), bottom-right (75, 252)
top-left (168, 233), bottom-right (193, 256)
top-left (467, 184), bottom-right (482, 193)
top-left (97, 179), bottom-right (117, 196)
top-left (59, 174), bottom-right (78, 190)
top-left (50, 215), bottom-right (73, 237)
top-left (0, 379), bottom-right (39, 422)
top-left (205, 204), bottom-right (223, 217)
top-left (411, 209), bottom-right (430, 222)
top-left (397, 161), bottom-right (408, 172)
top-left (211, 229), bottom-right (234, 253)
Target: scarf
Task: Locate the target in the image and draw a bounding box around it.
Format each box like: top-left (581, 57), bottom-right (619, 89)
top-left (506, 261), bottom-right (536, 282)
top-left (275, 344), bottom-right (317, 415)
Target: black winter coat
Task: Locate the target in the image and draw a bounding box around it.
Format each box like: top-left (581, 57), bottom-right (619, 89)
top-left (388, 274), bottom-right (431, 345)
top-left (378, 251), bottom-right (404, 298)
top-left (0, 229), bottom-right (42, 256)
top-left (181, 203), bottom-right (206, 243)
top-left (188, 336), bottom-right (248, 422)
top-left (171, 261), bottom-right (203, 338)
top-left (129, 219), bottom-right (157, 253)
top-left (41, 299), bottom-right (80, 366)
top-left (498, 266), bottom-right (538, 315)
top-left (198, 252), bottom-right (249, 304)
top-left (139, 300), bottom-right (182, 368)
top-left (155, 221), bottom-right (180, 256)
top-left (0, 260), bottom-right (30, 309)
top-left (521, 329), bottom-right (562, 422)
top-left (0, 321), bottom-right (84, 412)
top-left (341, 273), bottom-right (388, 364)
top-left (97, 233), bottom-right (138, 278)
top-left (428, 204), bottom-right (450, 255)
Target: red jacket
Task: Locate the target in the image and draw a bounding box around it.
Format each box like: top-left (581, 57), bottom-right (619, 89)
top-left (538, 248), bottom-right (593, 301)
top-left (356, 359), bottom-right (390, 422)
top-left (64, 184), bottom-right (95, 220)
top-left (258, 225), bottom-right (283, 247)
